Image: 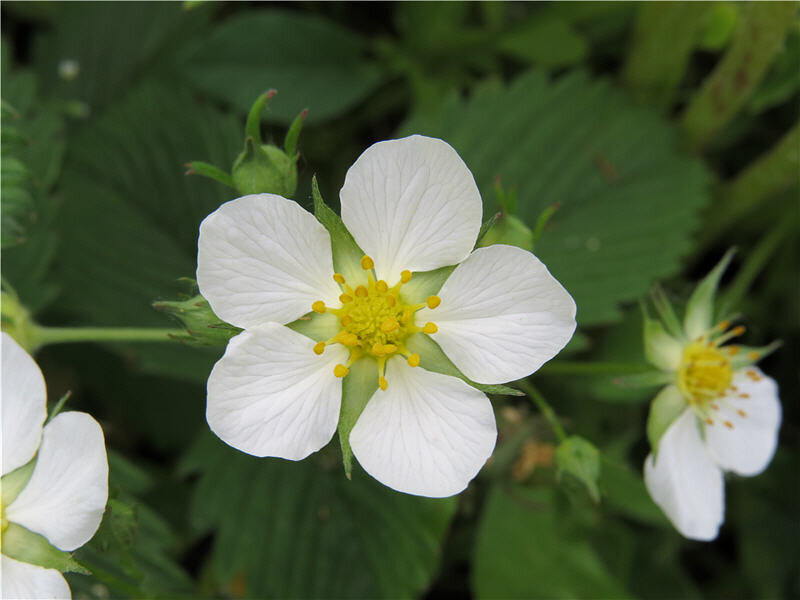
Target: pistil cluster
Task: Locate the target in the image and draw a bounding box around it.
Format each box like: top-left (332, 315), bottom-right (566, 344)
top-left (311, 255), bottom-right (440, 390)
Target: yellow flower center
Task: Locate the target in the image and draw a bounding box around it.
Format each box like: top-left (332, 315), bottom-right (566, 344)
top-left (311, 255), bottom-right (441, 391)
top-left (678, 341), bottom-right (732, 404)
top-left (677, 322), bottom-right (757, 429)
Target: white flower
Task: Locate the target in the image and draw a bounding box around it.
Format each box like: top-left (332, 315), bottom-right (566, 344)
top-left (1, 333), bottom-right (109, 599)
top-left (197, 135), bottom-right (576, 497)
top-left (643, 295), bottom-right (781, 540)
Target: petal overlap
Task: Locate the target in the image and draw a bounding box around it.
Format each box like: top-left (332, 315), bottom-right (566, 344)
top-left (2, 333), bottom-right (47, 476)
top-left (340, 135), bottom-right (482, 283)
top-left (420, 245), bottom-right (576, 384)
top-left (644, 409), bottom-right (724, 541)
top-left (6, 412), bottom-right (108, 551)
top-left (206, 323), bottom-right (348, 460)
top-left (197, 193), bottom-right (341, 328)
top-left (349, 358), bottom-right (496, 497)
top-left (704, 368), bottom-right (781, 477)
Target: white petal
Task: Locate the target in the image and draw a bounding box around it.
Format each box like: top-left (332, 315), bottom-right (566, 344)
top-left (644, 409), bottom-right (724, 541)
top-left (340, 135), bottom-right (482, 283)
top-left (704, 368), bottom-right (781, 477)
top-left (1, 333), bottom-right (47, 475)
top-left (6, 412), bottom-right (108, 551)
top-left (350, 358), bottom-right (496, 497)
top-left (420, 245), bottom-right (576, 384)
top-left (197, 194), bottom-right (341, 328)
top-left (206, 323), bottom-right (348, 460)
top-left (1, 556), bottom-right (71, 600)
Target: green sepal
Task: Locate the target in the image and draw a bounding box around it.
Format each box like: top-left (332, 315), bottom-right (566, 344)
top-left (46, 390), bottom-right (72, 423)
top-left (184, 161), bottom-right (235, 189)
top-left (153, 291), bottom-right (241, 346)
top-left (2, 522), bottom-right (90, 574)
top-left (1, 459), bottom-right (36, 506)
top-left (311, 176), bottom-right (366, 285)
top-left (286, 311), bottom-right (340, 342)
top-left (646, 385), bottom-right (687, 456)
top-left (232, 137), bottom-right (297, 198)
top-left (649, 285), bottom-right (685, 341)
top-left (284, 109), bottom-right (308, 158)
top-left (554, 436), bottom-right (601, 502)
top-left (684, 248), bottom-right (735, 340)
top-left (338, 358), bottom-right (379, 477)
top-left (729, 340), bottom-right (782, 370)
top-left (530, 202), bottom-right (559, 250)
top-left (642, 313), bottom-right (683, 372)
top-left (405, 333), bottom-right (523, 396)
top-left (244, 90), bottom-right (276, 145)
top-left (474, 212), bottom-right (500, 248)
top-left (398, 266), bottom-right (454, 304)
top-left (477, 213), bottom-right (534, 251)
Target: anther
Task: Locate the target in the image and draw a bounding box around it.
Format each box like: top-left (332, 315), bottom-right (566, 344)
top-left (376, 280), bottom-right (388, 293)
top-left (724, 420), bottom-right (734, 429)
top-left (400, 270), bottom-right (412, 284)
top-left (423, 322), bottom-right (438, 334)
top-left (355, 285), bottom-right (368, 298)
top-left (381, 317), bottom-right (399, 333)
top-left (313, 341), bottom-right (326, 355)
top-left (718, 320), bottom-right (730, 331)
top-left (711, 403), bottom-right (719, 411)
top-left (748, 351), bottom-right (759, 360)
top-left (341, 315), bottom-right (353, 326)
top-left (426, 295), bottom-right (441, 309)
top-left (312, 301), bottom-right (326, 314)
top-left (340, 293), bottom-right (353, 304)
top-left (400, 309), bottom-right (412, 324)
top-left (333, 273), bottom-right (346, 285)
top-left (738, 393), bottom-right (750, 399)
top-left (333, 364), bottom-right (349, 378)
top-left (407, 353), bottom-right (420, 367)
top-left (372, 342), bottom-right (385, 356)
top-left (361, 255), bottom-right (374, 270)
top-left (386, 295), bottom-right (396, 307)
top-left (737, 409), bottom-right (747, 417)
top-left (379, 377), bottom-right (388, 391)
top-left (732, 326), bottom-right (746, 336)
top-left (705, 418), bottom-right (714, 425)
top-left (383, 344), bottom-right (397, 353)
top-left (727, 346), bottom-right (740, 355)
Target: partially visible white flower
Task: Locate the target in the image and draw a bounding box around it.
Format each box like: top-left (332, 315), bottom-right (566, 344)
top-left (197, 135), bottom-right (576, 497)
top-left (642, 258), bottom-right (781, 541)
top-left (1, 333), bottom-right (109, 599)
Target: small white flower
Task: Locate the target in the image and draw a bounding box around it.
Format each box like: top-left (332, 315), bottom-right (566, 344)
top-left (643, 268), bottom-right (781, 540)
top-left (1, 333), bottom-right (109, 599)
top-left (197, 135), bottom-right (576, 497)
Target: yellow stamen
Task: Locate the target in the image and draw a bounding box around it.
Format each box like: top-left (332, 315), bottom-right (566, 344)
top-left (747, 351), bottom-right (759, 360)
top-left (381, 317), bottom-right (399, 333)
top-left (376, 280), bottom-right (388, 293)
top-left (422, 322), bottom-right (438, 334)
top-left (383, 343), bottom-right (397, 353)
top-left (361, 255), bottom-right (374, 270)
top-left (312, 301), bottom-right (326, 314)
top-left (386, 294), bottom-right (396, 307)
top-left (334, 364), bottom-right (349, 378)
top-left (340, 293), bottom-right (353, 304)
top-left (737, 409), bottom-right (747, 417)
top-left (727, 346), bottom-right (740, 355)
top-left (379, 377), bottom-right (388, 391)
top-left (372, 342), bottom-right (385, 356)
top-left (313, 342), bottom-right (326, 355)
top-left (341, 315), bottom-right (353, 326)
top-left (705, 418), bottom-right (714, 425)
top-left (426, 295), bottom-right (441, 309)
top-left (333, 273), bottom-right (346, 285)
top-left (407, 353), bottom-right (420, 367)
top-left (724, 420), bottom-right (734, 429)
top-left (400, 270), bottom-right (412, 283)
top-left (355, 285), bottom-right (368, 298)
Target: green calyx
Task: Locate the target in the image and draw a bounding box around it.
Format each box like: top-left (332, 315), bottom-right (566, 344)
top-left (187, 90), bottom-right (307, 199)
top-left (153, 282), bottom-right (240, 346)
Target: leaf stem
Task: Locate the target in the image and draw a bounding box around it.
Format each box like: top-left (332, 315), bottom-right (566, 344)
top-left (536, 361), bottom-right (652, 376)
top-left (517, 380), bottom-right (567, 443)
top-left (32, 326), bottom-right (185, 347)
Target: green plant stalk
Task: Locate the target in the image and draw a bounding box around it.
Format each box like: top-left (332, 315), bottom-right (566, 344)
top-left (622, 2), bottom-right (712, 109)
top-left (517, 380), bottom-right (567, 443)
top-left (31, 326), bottom-right (185, 348)
top-left (719, 216), bottom-right (796, 316)
top-left (537, 361), bottom-right (653, 376)
top-left (681, 2), bottom-right (797, 150)
top-left (701, 120), bottom-right (800, 246)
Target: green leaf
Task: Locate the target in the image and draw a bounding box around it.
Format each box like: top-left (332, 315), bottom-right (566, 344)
top-left (401, 70), bottom-right (710, 326)
top-left (405, 332), bottom-right (522, 396)
top-left (50, 83), bottom-right (240, 381)
top-left (498, 16), bottom-right (588, 68)
top-left (180, 432), bottom-right (456, 599)
top-left (2, 522), bottom-right (89, 574)
top-left (684, 248), bottom-right (735, 340)
top-left (177, 10), bottom-right (383, 124)
top-left (473, 486), bottom-right (630, 599)
top-left (598, 456), bottom-right (669, 526)
top-left (646, 385), bottom-right (687, 455)
top-left (555, 436), bottom-right (601, 502)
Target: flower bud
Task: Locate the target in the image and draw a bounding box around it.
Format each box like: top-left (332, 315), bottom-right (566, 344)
top-left (153, 289), bottom-right (240, 346)
top-left (231, 137), bottom-right (298, 198)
